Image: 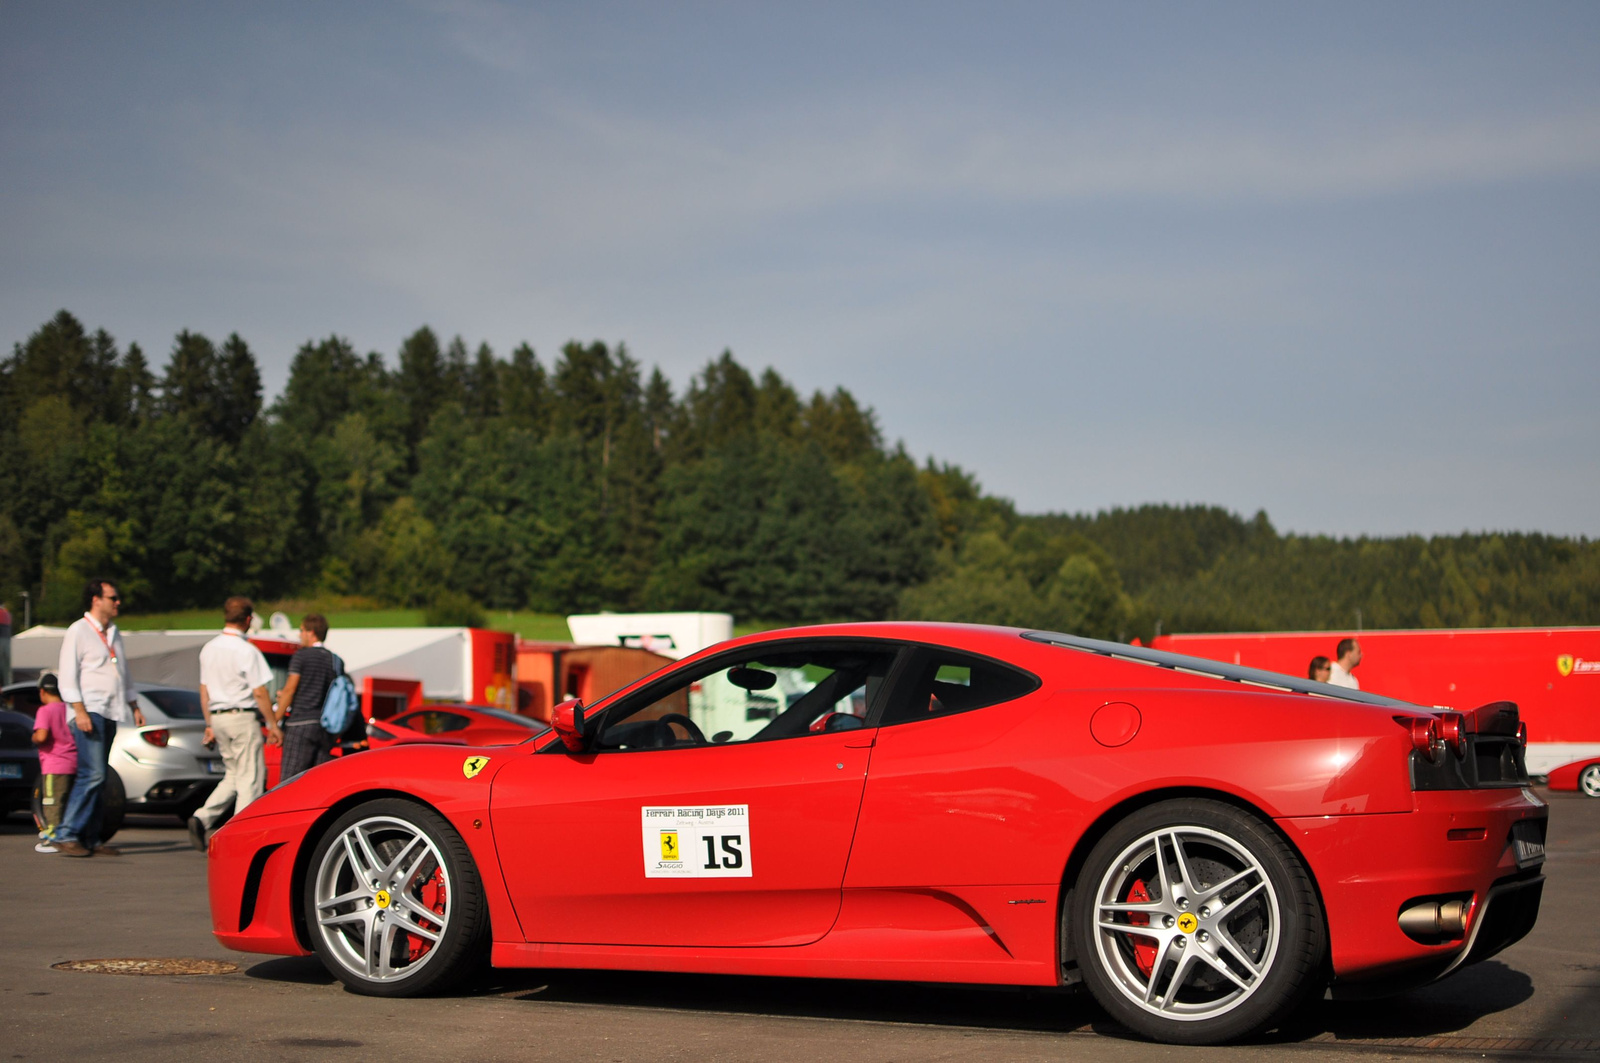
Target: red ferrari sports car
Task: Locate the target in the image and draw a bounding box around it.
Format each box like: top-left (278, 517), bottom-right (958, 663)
top-left (208, 623), bottom-right (1546, 1045)
top-left (365, 705), bottom-right (550, 749)
top-left (1546, 757), bottom-right (1600, 797)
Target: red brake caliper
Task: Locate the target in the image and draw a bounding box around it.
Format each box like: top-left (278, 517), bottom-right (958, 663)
top-left (1125, 879), bottom-right (1158, 978)
top-left (406, 868), bottom-right (448, 962)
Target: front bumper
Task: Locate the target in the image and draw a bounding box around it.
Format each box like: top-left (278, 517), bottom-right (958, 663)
top-left (1281, 787), bottom-right (1546, 987)
top-left (208, 807), bottom-right (321, 956)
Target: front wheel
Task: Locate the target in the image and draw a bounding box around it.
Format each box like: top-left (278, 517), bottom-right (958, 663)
top-left (303, 798), bottom-right (489, 995)
top-left (1580, 764), bottom-right (1600, 798)
top-left (1070, 799), bottom-right (1325, 1045)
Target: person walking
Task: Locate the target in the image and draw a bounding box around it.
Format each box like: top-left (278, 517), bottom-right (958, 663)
top-left (188, 596), bottom-right (281, 851)
top-left (54, 578), bottom-right (143, 858)
top-left (274, 613), bottom-right (341, 783)
top-left (1328, 638), bottom-right (1362, 689)
top-left (30, 673), bottom-right (77, 853)
top-left (1308, 655), bottom-right (1332, 683)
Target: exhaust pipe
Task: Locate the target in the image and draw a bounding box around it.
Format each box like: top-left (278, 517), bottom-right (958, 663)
top-left (1398, 898), bottom-right (1468, 939)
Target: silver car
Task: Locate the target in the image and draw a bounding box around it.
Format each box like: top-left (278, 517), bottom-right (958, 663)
top-left (0, 682), bottom-right (225, 832)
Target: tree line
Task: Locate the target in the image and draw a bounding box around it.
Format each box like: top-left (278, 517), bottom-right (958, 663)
top-left (3, 310), bottom-right (1598, 637)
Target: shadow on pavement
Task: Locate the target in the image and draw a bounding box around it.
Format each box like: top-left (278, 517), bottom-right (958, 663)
top-left (1274, 960), bottom-right (1533, 1042)
top-left (246, 956), bottom-right (337, 985)
top-left (480, 968), bottom-right (1106, 1032)
top-left (245, 955), bottom-right (1548, 1045)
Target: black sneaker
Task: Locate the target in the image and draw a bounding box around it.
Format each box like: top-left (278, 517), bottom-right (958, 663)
top-left (187, 816), bottom-right (207, 852)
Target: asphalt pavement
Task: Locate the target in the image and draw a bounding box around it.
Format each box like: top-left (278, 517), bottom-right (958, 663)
top-left (3, 791), bottom-right (1597, 1062)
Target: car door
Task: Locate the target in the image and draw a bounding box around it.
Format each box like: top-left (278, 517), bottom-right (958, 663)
top-left (491, 640), bottom-right (904, 948)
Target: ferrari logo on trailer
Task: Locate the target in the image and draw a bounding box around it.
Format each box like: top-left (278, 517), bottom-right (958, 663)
top-left (1558, 655), bottom-right (1575, 677)
top-left (659, 831), bottom-right (679, 860)
top-left (462, 756), bottom-right (491, 779)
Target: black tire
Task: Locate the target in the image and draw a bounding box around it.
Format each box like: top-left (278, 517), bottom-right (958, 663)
top-left (1070, 799), bottom-right (1325, 1045)
top-left (302, 798), bottom-right (489, 996)
top-left (99, 768), bottom-right (125, 843)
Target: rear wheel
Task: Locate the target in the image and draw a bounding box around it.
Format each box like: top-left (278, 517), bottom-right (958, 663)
top-left (1070, 799), bottom-right (1325, 1045)
top-left (303, 798), bottom-right (488, 996)
top-left (1580, 764), bottom-right (1600, 798)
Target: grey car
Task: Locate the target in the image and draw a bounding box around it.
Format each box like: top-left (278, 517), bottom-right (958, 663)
top-left (0, 682), bottom-right (225, 829)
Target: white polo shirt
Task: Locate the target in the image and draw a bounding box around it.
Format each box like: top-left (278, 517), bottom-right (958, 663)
top-left (1328, 661), bottom-right (1361, 690)
top-left (199, 628), bottom-right (274, 710)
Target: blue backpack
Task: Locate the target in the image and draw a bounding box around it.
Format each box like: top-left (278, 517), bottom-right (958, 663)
top-left (320, 654), bottom-right (359, 735)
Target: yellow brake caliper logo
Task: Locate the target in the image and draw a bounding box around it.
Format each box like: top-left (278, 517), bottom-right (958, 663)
top-left (374, 889), bottom-right (391, 909)
top-left (463, 755), bottom-right (490, 779)
top-left (1177, 912), bottom-right (1198, 934)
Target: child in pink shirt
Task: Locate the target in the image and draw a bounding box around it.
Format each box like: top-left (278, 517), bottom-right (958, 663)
top-left (31, 674), bottom-right (77, 853)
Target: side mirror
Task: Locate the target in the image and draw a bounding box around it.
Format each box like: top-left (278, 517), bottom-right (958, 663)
top-left (551, 698), bottom-right (587, 752)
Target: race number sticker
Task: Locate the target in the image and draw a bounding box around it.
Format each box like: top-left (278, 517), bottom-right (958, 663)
top-left (641, 805), bottom-right (752, 878)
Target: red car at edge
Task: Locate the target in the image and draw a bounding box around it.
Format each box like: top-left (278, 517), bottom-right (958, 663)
top-left (207, 623), bottom-right (1547, 1045)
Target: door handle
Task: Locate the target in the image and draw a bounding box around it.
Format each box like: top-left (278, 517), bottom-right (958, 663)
top-left (842, 734), bottom-right (876, 749)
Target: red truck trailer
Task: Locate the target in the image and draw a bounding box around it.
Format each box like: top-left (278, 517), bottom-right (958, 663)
top-left (1150, 627), bottom-right (1600, 795)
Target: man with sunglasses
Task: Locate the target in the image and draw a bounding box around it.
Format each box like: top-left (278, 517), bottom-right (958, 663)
top-left (54, 578), bottom-right (143, 857)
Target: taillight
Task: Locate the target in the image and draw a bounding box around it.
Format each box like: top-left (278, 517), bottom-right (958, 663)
top-left (1410, 717), bottom-right (1442, 762)
top-left (141, 729), bottom-right (170, 748)
top-left (1436, 712), bottom-right (1466, 758)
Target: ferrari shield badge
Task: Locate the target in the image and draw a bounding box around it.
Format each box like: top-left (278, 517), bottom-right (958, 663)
top-left (463, 755), bottom-right (490, 779)
top-left (1558, 655), bottom-right (1575, 677)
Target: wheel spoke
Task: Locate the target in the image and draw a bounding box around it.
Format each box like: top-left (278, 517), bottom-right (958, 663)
top-left (1143, 935), bottom-right (1179, 1003)
top-left (1153, 837), bottom-right (1176, 903)
top-left (398, 844), bottom-right (434, 889)
top-left (1197, 944), bottom-right (1254, 992)
top-left (1158, 949), bottom-right (1200, 1010)
top-left (1196, 865), bottom-right (1259, 907)
top-left (318, 909), bottom-right (370, 929)
top-left (354, 827), bottom-right (385, 883)
top-left (394, 899), bottom-right (443, 941)
top-left (1166, 831), bottom-right (1197, 895)
top-left (317, 887), bottom-right (369, 913)
top-left (1215, 927), bottom-right (1266, 979)
top-left (360, 909), bottom-right (377, 977)
top-left (380, 834), bottom-right (424, 883)
top-left (1099, 900), bottom-right (1166, 916)
top-left (1214, 879), bottom-right (1267, 921)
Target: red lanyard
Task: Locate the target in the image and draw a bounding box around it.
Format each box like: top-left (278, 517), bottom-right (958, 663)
top-left (86, 617), bottom-right (118, 663)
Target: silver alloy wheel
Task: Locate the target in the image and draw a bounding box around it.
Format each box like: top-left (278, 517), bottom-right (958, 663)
top-left (1581, 764), bottom-right (1600, 798)
top-left (1092, 825), bottom-right (1282, 1022)
top-left (313, 815), bottom-right (452, 983)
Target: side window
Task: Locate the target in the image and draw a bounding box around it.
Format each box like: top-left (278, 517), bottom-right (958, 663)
top-left (882, 651), bottom-right (1039, 726)
top-left (594, 645), bottom-right (899, 752)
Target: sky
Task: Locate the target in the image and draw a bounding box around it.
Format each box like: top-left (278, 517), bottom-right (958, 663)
top-left (3, 1), bottom-right (1598, 537)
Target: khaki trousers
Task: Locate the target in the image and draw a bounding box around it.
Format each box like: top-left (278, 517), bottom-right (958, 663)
top-left (195, 711), bottom-right (265, 829)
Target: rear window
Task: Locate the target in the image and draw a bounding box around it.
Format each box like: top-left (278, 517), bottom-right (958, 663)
top-left (141, 688), bottom-right (204, 719)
